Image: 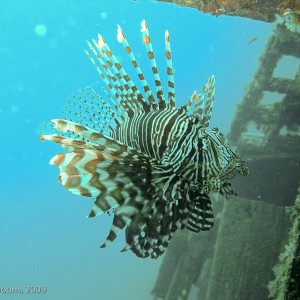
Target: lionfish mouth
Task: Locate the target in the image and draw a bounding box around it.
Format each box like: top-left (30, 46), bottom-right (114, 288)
top-left (40, 20), bottom-right (247, 259)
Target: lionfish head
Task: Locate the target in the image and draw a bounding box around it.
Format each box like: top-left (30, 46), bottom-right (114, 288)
top-left (200, 126), bottom-right (248, 181)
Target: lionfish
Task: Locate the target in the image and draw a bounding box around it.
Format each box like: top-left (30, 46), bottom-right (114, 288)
top-left (40, 20), bottom-right (248, 259)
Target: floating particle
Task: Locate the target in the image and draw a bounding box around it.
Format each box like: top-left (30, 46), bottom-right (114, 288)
top-left (49, 38), bottom-right (60, 49)
top-left (100, 12), bottom-right (108, 19)
top-left (35, 23), bottom-right (47, 36)
top-left (67, 17), bottom-right (76, 26)
top-left (11, 105), bottom-right (19, 114)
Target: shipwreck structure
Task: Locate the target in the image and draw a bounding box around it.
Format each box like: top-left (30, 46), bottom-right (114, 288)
top-left (151, 24), bottom-right (300, 300)
top-left (156, 0), bottom-right (300, 23)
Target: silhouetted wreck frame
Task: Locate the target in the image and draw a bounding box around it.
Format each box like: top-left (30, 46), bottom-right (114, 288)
top-left (151, 24), bottom-right (300, 300)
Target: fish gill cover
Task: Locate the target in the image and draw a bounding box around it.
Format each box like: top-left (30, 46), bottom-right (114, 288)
top-left (40, 19), bottom-right (248, 259)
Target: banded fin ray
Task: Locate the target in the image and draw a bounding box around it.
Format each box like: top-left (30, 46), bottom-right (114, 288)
top-left (117, 25), bottom-right (157, 110)
top-left (93, 34), bottom-right (149, 114)
top-left (86, 28), bottom-right (152, 116)
top-left (165, 30), bottom-right (176, 108)
top-left (181, 75), bottom-right (215, 126)
top-left (141, 19), bottom-right (166, 109)
top-left (42, 135), bottom-right (158, 247)
top-left (200, 75), bottom-right (215, 127)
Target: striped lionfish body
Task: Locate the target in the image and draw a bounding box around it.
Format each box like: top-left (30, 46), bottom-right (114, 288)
top-left (40, 20), bottom-right (248, 259)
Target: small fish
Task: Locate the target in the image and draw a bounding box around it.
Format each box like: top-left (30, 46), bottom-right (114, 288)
top-left (247, 36), bottom-right (259, 45)
top-left (40, 20), bottom-right (248, 259)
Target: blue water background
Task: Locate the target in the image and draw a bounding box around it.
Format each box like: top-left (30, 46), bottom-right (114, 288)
top-left (0, 0), bottom-right (274, 299)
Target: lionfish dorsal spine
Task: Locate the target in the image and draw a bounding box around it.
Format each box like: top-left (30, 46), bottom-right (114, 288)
top-left (193, 92), bottom-right (205, 122)
top-left (141, 19), bottom-right (166, 110)
top-left (95, 34), bottom-right (149, 114)
top-left (117, 25), bottom-right (157, 110)
top-left (181, 91), bottom-right (201, 113)
top-left (201, 75), bottom-right (215, 127)
top-left (165, 30), bottom-right (176, 108)
top-left (87, 39), bottom-right (139, 116)
top-left (84, 48), bottom-right (127, 126)
top-left (92, 37), bottom-right (132, 106)
top-left (85, 44), bottom-right (120, 103)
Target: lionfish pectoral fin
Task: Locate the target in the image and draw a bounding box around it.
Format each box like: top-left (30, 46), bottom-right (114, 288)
top-left (48, 149), bottom-right (121, 198)
top-left (120, 163), bottom-right (186, 258)
top-left (45, 131), bottom-right (166, 250)
top-left (186, 190), bottom-right (214, 232)
top-left (99, 213), bottom-right (129, 248)
top-left (85, 148), bottom-right (164, 249)
top-left (124, 202), bottom-right (178, 259)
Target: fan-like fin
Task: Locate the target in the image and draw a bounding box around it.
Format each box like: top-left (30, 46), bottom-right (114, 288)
top-left (62, 87), bottom-right (119, 135)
